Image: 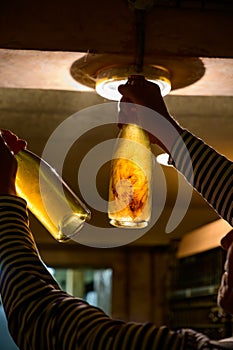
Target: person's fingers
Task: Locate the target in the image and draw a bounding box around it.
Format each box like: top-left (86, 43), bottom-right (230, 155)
top-left (118, 83), bottom-right (143, 102)
top-left (118, 80), bottom-right (161, 99)
top-left (221, 230), bottom-right (233, 250)
top-left (118, 83), bottom-right (142, 103)
top-left (13, 139), bottom-right (27, 154)
top-left (0, 132), bottom-right (14, 156)
top-left (118, 84), bottom-right (128, 96)
top-left (0, 133), bottom-right (18, 195)
top-left (0, 129), bottom-right (27, 154)
top-left (117, 80), bottom-right (170, 145)
top-left (0, 132), bottom-right (10, 150)
top-left (0, 132), bottom-right (17, 171)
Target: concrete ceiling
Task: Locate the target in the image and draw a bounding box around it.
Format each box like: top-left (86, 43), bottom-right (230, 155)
top-left (0, 0), bottom-right (232, 248)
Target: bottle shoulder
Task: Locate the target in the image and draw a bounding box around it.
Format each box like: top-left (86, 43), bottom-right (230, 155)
top-left (119, 124), bottom-right (151, 147)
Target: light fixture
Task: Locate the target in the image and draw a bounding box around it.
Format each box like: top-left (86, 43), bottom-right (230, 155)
top-left (70, 0), bottom-right (205, 98)
top-left (93, 2), bottom-right (171, 101)
top-left (156, 153), bottom-right (172, 166)
top-left (95, 64), bottom-right (171, 101)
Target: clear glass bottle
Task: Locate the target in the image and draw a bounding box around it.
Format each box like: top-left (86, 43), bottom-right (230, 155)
top-left (15, 149), bottom-right (91, 242)
top-left (108, 76), bottom-right (153, 228)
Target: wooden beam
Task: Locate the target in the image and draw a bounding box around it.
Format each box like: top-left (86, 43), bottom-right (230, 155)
top-left (0, 1), bottom-right (232, 57)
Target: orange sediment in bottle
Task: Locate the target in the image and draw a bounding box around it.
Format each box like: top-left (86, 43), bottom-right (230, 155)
top-left (109, 157), bottom-right (149, 221)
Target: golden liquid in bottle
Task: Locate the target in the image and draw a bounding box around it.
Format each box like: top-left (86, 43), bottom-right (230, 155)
top-left (108, 123), bottom-right (153, 228)
top-left (15, 150), bottom-right (91, 242)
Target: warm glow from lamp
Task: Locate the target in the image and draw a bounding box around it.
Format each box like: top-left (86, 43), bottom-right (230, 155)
top-left (95, 65), bottom-right (171, 101)
top-left (156, 153), bottom-right (172, 166)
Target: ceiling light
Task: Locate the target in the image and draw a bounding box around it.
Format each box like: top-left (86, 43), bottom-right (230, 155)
top-left (95, 65), bottom-right (171, 101)
top-left (156, 153), bottom-right (172, 166)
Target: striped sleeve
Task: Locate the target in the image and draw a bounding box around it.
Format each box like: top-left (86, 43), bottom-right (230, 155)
top-left (0, 196), bottom-right (185, 350)
top-left (168, 130), bottom-right (233, 226)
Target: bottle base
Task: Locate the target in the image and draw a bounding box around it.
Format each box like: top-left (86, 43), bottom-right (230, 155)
top-left (109, 219), bottom-right (148, 229)
top-left (57, 213), bottom-right (88, 242)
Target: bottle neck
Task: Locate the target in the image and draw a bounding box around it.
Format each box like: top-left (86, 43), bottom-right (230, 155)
top-left (120, 123), bottom-right (151, 147)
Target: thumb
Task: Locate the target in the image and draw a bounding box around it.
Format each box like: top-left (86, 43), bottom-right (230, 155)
top-left (118, 84), bottom-right (134, 101)
top-left (0, 129), bottom-right (27, 155)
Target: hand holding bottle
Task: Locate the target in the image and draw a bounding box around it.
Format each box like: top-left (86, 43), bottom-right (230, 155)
top-left (0, 129), bottom-right (26, 196)
top-left (118, 78), bottom-right (183, 154)
top-left (0, 129), bottom-right (91, 242)
top-left (118, 78), bottom-right (171, 121)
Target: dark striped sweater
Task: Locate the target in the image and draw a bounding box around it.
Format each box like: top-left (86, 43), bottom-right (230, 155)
top-left (169, 130), bottom-right (232, 226)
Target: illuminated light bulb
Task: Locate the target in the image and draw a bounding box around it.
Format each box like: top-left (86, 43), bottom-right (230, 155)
top-left (95, 65), bottom-right (171, 101)
top-left (156, 153), bottom-right (172, 166)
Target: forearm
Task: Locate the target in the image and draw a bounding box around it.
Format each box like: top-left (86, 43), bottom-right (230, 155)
top-left (169, 129), bottom-right (233, 226)
top-left (0, 196), bottom-right (62, 348)
top-left (0, 195), bottom-right (60, 294)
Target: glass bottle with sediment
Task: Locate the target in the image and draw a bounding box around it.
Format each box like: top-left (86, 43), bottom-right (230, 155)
top-left (15, 149), bottom-right (91, 242)
top-left (108, 76), bottom-right (153, 228)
